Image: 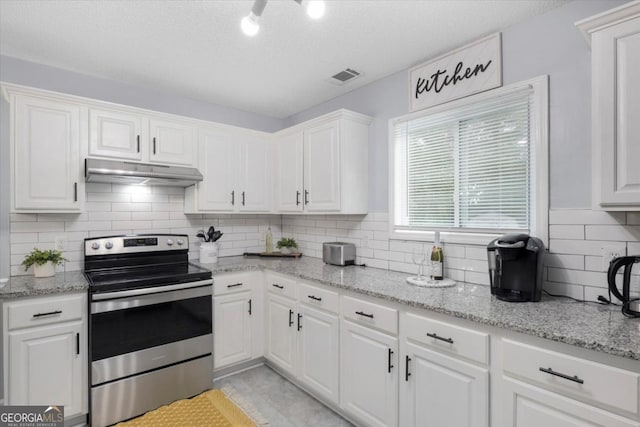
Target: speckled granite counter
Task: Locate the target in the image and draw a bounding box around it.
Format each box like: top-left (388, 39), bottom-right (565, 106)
top-left (0, 271), bottom-right (89, 299)
top-left (195, 256), bottom-right (640, 362)
top-left (2, 256), bottom-right (638, 361)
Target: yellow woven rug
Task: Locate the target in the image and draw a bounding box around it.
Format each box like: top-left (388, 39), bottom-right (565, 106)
top-left (116, 385), bottom-right (269, 427)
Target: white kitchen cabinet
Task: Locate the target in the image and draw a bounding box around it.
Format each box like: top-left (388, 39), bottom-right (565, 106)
top-left (265, 292), bottom-right (297, 375)
top-left (274, 132), bottom-right (304, 212)
top-left (3, 292), bottom-right (88, 420)
top-left (400, 342), bottom-right (489, 427)
top-left (577, 2), bottom-right (640, 210)
top-left (213, 271), bottom-right (262, 371)
top-left (340, 319), bottom-right (398, 427)
top-left (214, 291), bottom-right (253, 368)
top-left (502, 377), bottom-right (639, 427)
top-left (297, 302), bottom-right (340, 405)
top-left (274, 109), bottom-right (371, 214)
top-left (185, 127), bottom-right (271, 213)
top-left (89, 108), bottom-right (144, 161)
top-left (149, 118), bottom-right (196, 166)
top-left (10, 93), bottom-right (83, 212)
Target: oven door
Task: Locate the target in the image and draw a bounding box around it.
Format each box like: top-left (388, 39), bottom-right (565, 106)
top-left (90, 280), bottom-right (212, 385)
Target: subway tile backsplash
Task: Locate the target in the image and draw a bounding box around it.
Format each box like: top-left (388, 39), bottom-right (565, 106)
top-left (9, 183), bottom-right (282, 277)
top-left (9, 185), bottom-right (638, 303)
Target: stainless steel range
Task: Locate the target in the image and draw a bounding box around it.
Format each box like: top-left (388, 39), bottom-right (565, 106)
top-left (84, 234), bottom-right (213, 427)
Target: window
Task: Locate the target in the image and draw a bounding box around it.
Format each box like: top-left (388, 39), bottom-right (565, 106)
top-left (390, 76), bottom-right (548, 245)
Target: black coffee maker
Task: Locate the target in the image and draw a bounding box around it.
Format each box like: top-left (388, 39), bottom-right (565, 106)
top-left (607, 256), bottom-right (640, 317)
top-left (487, 233), bottom-right (544, 302)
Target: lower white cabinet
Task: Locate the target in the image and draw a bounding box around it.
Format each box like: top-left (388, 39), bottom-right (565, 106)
top-left (502, 377), bottom-right (639, 427)
top-left (2, 292), bottom-right (88, 419)
top-left (340, 319), bottom-right (398, 427)
top-left (214, 290), bottom-right (253, 368)
top-left (297, 303), bottom-right (340, 404)
top-left (213, 271), bottom-right (262, 371)
top-left (265, 292), bottom-right (297, 374)
top-left (400, 341), bottom-right (489, 427)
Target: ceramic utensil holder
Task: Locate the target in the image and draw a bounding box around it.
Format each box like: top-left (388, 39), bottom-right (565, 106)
top-left (200, 242), bottom-right (218, 263)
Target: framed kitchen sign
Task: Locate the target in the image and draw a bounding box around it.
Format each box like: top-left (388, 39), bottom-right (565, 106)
top-left (409, 33), bottom-right (502, 112)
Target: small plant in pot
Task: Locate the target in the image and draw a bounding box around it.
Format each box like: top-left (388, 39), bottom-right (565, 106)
top-left (276, 238), bottom-right (298, 255)
top-left (22, 248), bottom-right (67, 278)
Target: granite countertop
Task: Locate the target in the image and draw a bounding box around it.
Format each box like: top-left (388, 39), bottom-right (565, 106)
top-left (2, 256), bottom-right (638, 361)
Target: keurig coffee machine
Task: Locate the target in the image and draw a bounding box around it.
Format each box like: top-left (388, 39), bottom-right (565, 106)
top-left (487, 233), bottom-right (544, 302)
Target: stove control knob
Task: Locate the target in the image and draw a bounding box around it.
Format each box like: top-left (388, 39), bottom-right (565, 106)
top-left (105, 241), bottom-right (114, 250)
top-left (91, 242), bottom-right (101, 250)
top-left (167, 239), bottom-right (175, 246)
top-left (177, 239), bottom-right (185, 246)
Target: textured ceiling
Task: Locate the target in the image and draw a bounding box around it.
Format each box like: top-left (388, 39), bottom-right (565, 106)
top-left (0, 0), bottom-right (569, 118)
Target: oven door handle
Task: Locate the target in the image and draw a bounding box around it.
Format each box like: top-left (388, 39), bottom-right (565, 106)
top-left (92, 279), bottom-right (213, 301)
top-left (91, 280), bottom-right (213, 314)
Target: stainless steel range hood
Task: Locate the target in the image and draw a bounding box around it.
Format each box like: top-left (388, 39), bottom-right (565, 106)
top-left (85, 158), bottom-right (203, 187)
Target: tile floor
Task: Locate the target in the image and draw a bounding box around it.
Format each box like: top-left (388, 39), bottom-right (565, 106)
top-left (214, 364), bottom-right (354, 427)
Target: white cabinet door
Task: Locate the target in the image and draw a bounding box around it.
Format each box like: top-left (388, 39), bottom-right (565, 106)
top-left (303, 121), bottom-right (341, 211)
top-left (400, 342), bottom-right (489, 427)
top-left (502, 377), bottom-right (639, 427)
top-left (297, 304), bottom-right (339, 405)
top-left (265, 293), bottom-right (297, 375)
top-left (89, 108), bottom-right (143, 161)
top-left (194, 128), bottom-right (236, 212)
top-left (214, 291), bottom-right (253, 369)
top-left (585, 8), bottom-right (640, 209)
top-left (238, 137), bottom-right (271, 212)
top-left (8, 321), bottom-right (84, 418)
top-left (340, 319), bottom-right (398, 427)
top-left (149, 118), bottom-right (196, 166)
top-left (12, 95), bottom-right (82, 211)
top-left (275, 133), bottom-right (304, 212)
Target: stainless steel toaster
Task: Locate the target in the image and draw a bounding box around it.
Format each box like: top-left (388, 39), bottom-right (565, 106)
top-left (323, 242), bottom-right (356, 266)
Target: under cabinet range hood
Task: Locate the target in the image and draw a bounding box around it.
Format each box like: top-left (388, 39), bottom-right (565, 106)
top-left (85, 158), bottom-right (203, 187)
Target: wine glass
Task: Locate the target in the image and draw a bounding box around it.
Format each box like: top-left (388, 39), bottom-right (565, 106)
top-left (412, 246), bottom-right (426, 281)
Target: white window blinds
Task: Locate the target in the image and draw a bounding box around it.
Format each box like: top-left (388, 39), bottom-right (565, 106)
top-left (392, 86), bottom-right (535, 234)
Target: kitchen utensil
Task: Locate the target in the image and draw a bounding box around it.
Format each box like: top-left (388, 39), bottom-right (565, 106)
top-left (196, 231), bottom-right (207, 241)
top-left (207, 226), bottom-right (215, 242)
top-left (607, 255), bottom-right (640, 317)
top-left (212, 231), bottom-right (223, 242)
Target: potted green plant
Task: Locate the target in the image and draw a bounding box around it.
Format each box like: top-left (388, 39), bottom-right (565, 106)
top-left (276, 237), bottom-right (298, 255)
top-left (22, 248), bottom-right (67, 278)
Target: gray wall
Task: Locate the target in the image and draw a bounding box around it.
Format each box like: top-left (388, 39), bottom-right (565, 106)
top-left (284, 0), bottom-right (629, 212)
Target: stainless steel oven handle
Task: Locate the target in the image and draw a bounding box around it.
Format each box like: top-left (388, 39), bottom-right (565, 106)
top-left (91, 281), bottom-right (212, 314)
top-left (92, 279), bottom-right (213, 301)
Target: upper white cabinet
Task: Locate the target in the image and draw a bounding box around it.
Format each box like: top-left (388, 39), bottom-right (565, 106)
top-left (577, 2), bottom-right (640, 210)
top-left (185, 126), bottom-right (271, 213)
top-left (9, 92), bottom-right (83, 212)
top-left (274, 110), bottom-right (371, 214)
top-left (89, 108), bottom-right (196, 166)
top-left (148, 118), bottom-right (196, 166)
top-left (89, 108), bottom-right (144, 161)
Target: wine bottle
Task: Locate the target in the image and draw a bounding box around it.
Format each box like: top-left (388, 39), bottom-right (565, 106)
top-left (430, 231), bottom-right (444, 280)
top-left (265, 226), bottom-right (273, 254)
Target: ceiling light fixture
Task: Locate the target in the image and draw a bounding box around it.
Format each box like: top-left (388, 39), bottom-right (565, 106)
top-left (242, 0), bottom-right (326, 36)
top-left (241, 0), bottom-right (267, 37)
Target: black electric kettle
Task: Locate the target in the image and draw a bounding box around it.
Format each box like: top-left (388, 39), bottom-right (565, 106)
top-left (607, 255), bottom-right (640, 317)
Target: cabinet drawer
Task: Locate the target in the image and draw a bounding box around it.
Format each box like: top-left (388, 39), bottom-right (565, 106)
top-left (404, 312), bottom-right (489, 365)
top-left (298, 282), bottom-right (339, 314)
top-left (342, 295), bottom-right (398, 335)
top-left (502, 339), bottom-right (640, 415)
top-left (265, 272), bottom-right (297, 300)
top-left (6, 293), bottom-right (84, 330)
top-left (213, 272), bottom-right (255, 296)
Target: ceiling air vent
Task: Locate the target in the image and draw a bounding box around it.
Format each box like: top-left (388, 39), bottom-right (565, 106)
top-left (328, 68), bottom-right (361, 85)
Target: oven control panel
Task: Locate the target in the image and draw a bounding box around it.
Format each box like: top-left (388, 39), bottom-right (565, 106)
top-left (85, 234), bottom-right (188, 256)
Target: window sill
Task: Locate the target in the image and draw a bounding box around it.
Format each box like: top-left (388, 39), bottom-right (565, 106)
top-left (390, 228), bottom-right (501, 246)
